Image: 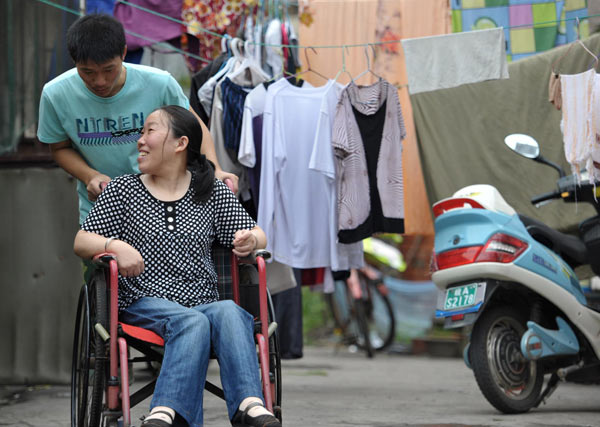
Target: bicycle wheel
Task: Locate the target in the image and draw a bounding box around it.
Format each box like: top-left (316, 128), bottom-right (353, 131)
top-left (71, 271), bottom-right (108, 427)
top-left (353, 297), bottom-right (375, 358)
top-left (326, 280), bottom-right (374, 358)
top-left (325, 280), bottom-right (354, 342)
top-left (362, 274), bottom-right (396, 352)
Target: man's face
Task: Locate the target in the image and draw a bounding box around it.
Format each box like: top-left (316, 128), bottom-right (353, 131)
top-left (76, 55), bottom-right (125, 97)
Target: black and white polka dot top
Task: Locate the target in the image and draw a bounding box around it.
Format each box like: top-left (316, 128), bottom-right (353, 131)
top-left (81, 174), bottom-right (256, 312)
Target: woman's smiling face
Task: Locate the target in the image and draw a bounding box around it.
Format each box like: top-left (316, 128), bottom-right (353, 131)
top-left (137, 110), bottom-right (174, 173)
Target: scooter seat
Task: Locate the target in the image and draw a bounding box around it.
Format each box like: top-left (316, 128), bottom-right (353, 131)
top-left (519, 214), bottom-right (588, 269)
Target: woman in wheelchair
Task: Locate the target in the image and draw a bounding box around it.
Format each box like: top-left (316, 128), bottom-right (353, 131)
top-left (73, 105), bottom-right (281, 427)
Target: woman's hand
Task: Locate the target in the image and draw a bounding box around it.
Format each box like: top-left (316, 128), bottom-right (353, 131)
top-left (110, 239), bottom-right (145, 277)
top-left (232, 229), bottom-right (258, 258)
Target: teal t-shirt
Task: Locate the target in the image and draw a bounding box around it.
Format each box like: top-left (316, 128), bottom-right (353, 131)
top-left (37, 63), bottom-right (190, 223)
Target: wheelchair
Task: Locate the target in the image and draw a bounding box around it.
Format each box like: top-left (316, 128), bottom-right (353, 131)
top-left (71, 246), bottom-right (282, 427)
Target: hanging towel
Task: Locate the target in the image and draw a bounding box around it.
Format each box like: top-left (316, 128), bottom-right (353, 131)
top-left (548, 71), bottom-right (562, 110)
top-left (560, 68), bottom-right (596, 180)
top-left (401, 28), bottom-right (509, 94)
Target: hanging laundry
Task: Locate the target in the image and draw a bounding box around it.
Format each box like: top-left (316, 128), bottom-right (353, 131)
top-left (86, 0), bottom-right (114, 14)
top-left (239, 80), bottom-right (311, 207)
top-left (189, 52), bottom-right (228, 124)
top-left (114, 0), bottom-right (183, 51)
top-left (265, 18), bottom-right (284, 78)
top-left (548, 70), bottom-right (562, 110)
top-left (330, 79), bottom-right (406, 243)
top-left (560, 68), bottom-right (597, 180)
top-left (197, 53), bottom-right (238, 118)
top-left (450, 1), bottom-right (589, 61)
top-left (182, 0), bottom-right (250, 60)
top-left (239, 84), bottom-right (268, 169)
top-left (222, 77), bottom-right (253, 155)
top-left (239, 83), bottom-right (269, 207)
top-left (258, 79), bottom-right (364, 270)
top-left (286, 19), bottom-right (301, 71)
top-left (210, 54), bottom-right (268, 202)
top-left (401, 28), bottom-right (509, 94)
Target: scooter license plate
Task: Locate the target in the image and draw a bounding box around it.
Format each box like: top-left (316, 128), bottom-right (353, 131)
top-left (443, 282), bottom-right (486, 311)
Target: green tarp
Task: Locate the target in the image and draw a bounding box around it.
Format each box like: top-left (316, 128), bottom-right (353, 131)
top-left (412, 33), bottom-right (600, 234)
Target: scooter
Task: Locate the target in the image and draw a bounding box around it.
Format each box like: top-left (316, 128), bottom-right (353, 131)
top-left (431, 134), bottom-right (600, 414)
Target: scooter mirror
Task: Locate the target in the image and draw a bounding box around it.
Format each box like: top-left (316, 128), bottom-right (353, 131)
top-left (504, 134), bottom-right (540, 159)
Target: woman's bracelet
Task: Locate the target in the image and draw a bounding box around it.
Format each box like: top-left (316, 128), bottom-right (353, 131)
top-left (105, 237), bottom-right (117, 251)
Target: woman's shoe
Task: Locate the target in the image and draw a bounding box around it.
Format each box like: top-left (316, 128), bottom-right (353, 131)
top-left (141, 410), bottom-right (174, 427)
top-left (231, 402), bottom-right (281, 427)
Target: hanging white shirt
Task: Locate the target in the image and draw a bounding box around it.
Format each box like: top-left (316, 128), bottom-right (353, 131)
top-left (239, 84), bottom-right (268, 168)
top-left (258, 78), bottom-right (364, 270)
top-left (239, 81), bottom-right (313, 168)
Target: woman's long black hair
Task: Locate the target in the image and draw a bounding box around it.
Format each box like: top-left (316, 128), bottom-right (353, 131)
top-left (155, 105), bottom-right (215, 202)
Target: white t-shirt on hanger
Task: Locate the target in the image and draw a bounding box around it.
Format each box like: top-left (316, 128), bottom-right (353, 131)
top-left (258, 78), bottom-right (364, 270)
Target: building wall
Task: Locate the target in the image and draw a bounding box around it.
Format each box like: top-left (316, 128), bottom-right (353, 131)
top-left (0, 168), bottom-right (81, 384)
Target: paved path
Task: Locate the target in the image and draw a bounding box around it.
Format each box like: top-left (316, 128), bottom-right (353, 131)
top-left (1, 345), bottom-right (599, 426)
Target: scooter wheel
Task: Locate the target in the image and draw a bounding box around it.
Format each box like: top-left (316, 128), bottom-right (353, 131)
top-left (470, 305), bottom-right (544, 414)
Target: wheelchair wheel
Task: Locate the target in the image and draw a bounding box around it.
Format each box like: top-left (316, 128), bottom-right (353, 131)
top-left (267, 290), bottom-right (282, 421)
top-left (71, 271), bottom-right (108, 427)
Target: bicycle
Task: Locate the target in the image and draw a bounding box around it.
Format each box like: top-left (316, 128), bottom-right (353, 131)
top-left (326, 265), bottom-right (396, 358)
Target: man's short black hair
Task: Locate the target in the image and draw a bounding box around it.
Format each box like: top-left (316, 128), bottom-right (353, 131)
top-left (66, 14), bottom-right (126, 64)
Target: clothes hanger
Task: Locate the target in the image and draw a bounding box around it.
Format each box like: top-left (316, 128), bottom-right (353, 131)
top-left (293, 47), bottom-right (328, 81)
top-left (352, 44), bottom-right (383, 84)
top-left (204, 37), bottom-right (237, 84)
top-left (227, 38), bottom-right (271, 81)
top-left (244, 39), bottom-right (254, 59)
top-left (551, 17), bottom-right (598, 74)
top-left (229, 38), bottom-right (244, 60)
top-left (221, 34), bottom-right (233, 58)
top-left (333, 46), bottom-right (354, 83)
top-left (265, 47), bottom-right (328, 84)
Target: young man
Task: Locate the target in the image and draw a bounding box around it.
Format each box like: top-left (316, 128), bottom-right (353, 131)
top-left (37, 14), bottom-right (237, 224)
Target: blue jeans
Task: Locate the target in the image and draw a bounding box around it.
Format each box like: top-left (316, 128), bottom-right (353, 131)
top-left (121, 298), bottom-right (264, 427)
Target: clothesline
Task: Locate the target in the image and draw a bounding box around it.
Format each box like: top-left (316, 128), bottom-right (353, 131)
top-left (36, 0), bottom-right (600, 64)
top-left (116, 0), bottom-right (600, 48)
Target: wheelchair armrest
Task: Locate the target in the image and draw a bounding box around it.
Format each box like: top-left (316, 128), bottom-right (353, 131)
top-left (237, 249), bottom-right (271, 264)
top-left (92, 252), bottom-right (117, 267)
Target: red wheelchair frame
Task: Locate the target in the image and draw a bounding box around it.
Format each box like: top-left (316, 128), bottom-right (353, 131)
top-left (71, 249), bottom-right (282, 426)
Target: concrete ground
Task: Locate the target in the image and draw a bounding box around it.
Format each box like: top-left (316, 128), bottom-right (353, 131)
top-left (1, 345), bottom-right (599, 427)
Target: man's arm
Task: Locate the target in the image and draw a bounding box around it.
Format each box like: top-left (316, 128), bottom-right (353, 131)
top-left (49, 140), bottom-right (111, 201)
top-left (188, 106), bottom-right (239, 193)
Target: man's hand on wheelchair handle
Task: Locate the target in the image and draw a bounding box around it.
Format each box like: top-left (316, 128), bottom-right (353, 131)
top-left (111, 239), bottom-right (145, 277)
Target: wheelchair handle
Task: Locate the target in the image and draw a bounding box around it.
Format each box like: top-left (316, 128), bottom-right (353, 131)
top-left (92, 252), bottom-right (117, 267)
top-left (237, 249), bottom-right (272, 265)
